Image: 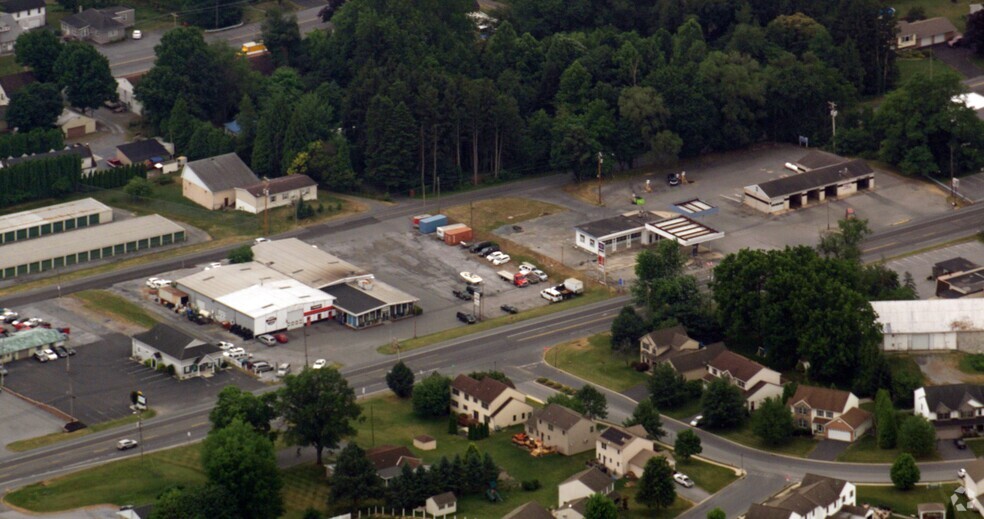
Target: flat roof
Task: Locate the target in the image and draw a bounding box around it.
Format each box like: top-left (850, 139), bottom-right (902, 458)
top-left (0, 198), bottom-right (111, 236)
top-left (322, 280), bottom-right (418, 316)
top-left (645, 216), bottom-right (724, 246)
top-left (939, 267), bottom-right (984, 295)
top-left (671, 199), bottom-right (718, 217)
top-left (575, 211), bottom-right (657, 239)
top-left (0, 215), bottom-right (183, 269)
top-left (217, 279), bottom-right (334, 318)
top-left (252, 238), bottom-right (370, 288)
top-left (748, 159), bottom-right (874, 199)
top-left (872, 299), bottom-right (984, 334)
top-left (177, 262), bottom-right (291, 300)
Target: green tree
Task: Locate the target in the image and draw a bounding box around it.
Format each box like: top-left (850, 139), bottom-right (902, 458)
top-left (584, 493), bottom-right (619, 519)
top-left (636, 455), bottom-right (676, 510)
top-left (624, 399), bottom-right (665, 440)
top-left (890, 453), bottom-right (920, 490)
top-left (817, 218), bottom-right (872, 263)
top-left (201, 419), bottom-right (284, 519)
top-left (6, 82), bottom-right (62, 130)
top-left (261, 8), bottom-right (302, 67)
top-left (649, 362), bottom-right (686, 409)
top-left (124, 176), bottom-right (154, 200)
top-left (707, 508), bottom-right (726, 519)
top-left (386, 361), bottom-right (415, 398)
top-left (574, 384), bottom-right (608, 420)
top-left (183, 0), bottom-right (242, 29)
top-left (611, 305), bottom-right (648, 354)
top-left (236, 95), bottom-right (258, 161)
top-left (287, 136), bottom-right (357, 192)
top-left (674, 429), bottom-right (702, 460)
top-left (55, 42), bottom-right (117, 111)
top-left (875, 389), bottom-right (897, 449)
top-left (331, 443), bottom-right (382, 512)
top-left (151, 484), bottom-right (237, 519)
top-left (752, 396), bottom-right (793, 445)
top-left (898, 415), bottom-right (936, 457)
top-left (365, 95), bottom-right (416, 190)
top-left (702, 378), bottom-right (746, 429)
top-left (228, 245), bottom-right (255, 264)
top-left (166, 98), bottom-right (197, 153)
top-left (546, 393), bottom-right (585, 414)
top-left (281, 92), bottom-right (334, 171)
top-left (278, 366), bottom-right (361, 465)
top-left (209, 385), bottom-right (275, 436)
top-left (14, 30), bottom-right (63, 82)
top-left (252, 93), bottom-right (294, 177)
top-left (412, 373), bottom-right (451, 417)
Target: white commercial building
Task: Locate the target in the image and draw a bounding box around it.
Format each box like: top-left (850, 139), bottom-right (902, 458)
top-left (872, 299), bottom-right (984, 352)
top-left (176, 262), bottom-right (335, 335)
top-left (574, 210), bottom-right (724, 256)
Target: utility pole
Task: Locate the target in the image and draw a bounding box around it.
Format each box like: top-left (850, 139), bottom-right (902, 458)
top-left (303, 322), bottom-right (309, 368)
top-left (170, 12), bottom-right (177, 28)
top-left (596, 152), bottom-right (603, 205)
top-left (469, 201), bottom-right (474, 228)
top-left (436, 177), bottom-right (442, 213)
top-left (828, 102), bottom-right (838, 150)
top-left (67, 353), bottom-right (74, 418)
top-left (262, 185), bottom-right (269, 236)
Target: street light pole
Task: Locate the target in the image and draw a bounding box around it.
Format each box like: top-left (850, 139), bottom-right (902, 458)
top-left (596, 152), bottom-right (603, 205)
top-left (828, 101), bottom-right (838, 150)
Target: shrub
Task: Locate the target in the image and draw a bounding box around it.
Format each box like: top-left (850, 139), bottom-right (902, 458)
top-left (521, 479), bottom-right (541, 491)
top-left (633, 361), bottom-right (650, 372)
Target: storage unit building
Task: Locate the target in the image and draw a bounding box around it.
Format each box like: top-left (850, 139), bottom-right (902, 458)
top-left (0, 215), bottom-right (185, 280)
top-left (873, 299), bottom-right (984, 352)
top-left (0, 198), bottom-right (112, 246)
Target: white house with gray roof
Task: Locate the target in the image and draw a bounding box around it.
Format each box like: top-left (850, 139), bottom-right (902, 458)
top-left (181, 153), bottom-right (259, 210)
top-left (556, 467), bottom-right (616, 519)
top-left (525, 403), bottom-right (598, 455)
top-left (131, 324), bottom-right (221, 379)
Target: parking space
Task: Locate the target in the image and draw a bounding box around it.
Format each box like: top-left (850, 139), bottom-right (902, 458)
top-left (885, 240), bottom-right (984, 299)
top-left (953, 171), bottom-right (984, 202)
top-left (0, 391), bottom-right (66, 450)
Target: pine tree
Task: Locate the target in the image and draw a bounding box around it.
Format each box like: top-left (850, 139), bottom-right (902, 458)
top-left (386, 361), bottom-right (415, 398)
top-left (463, 444), bottom-right (484, 494)
top-left (876, 389), bottom-right (897, 449)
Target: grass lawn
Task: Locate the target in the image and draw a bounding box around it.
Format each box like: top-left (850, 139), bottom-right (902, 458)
top-left (889, 0), bottom-right (969, 30)
top-left (618, 479), bottom-right (693, 519)
top-left (897, 57), bottom-right (958, 85)
top-left (857, 484), bottom-right (971, 517)
top-left (716, 422), bottom-right (818, 458)
top-left (0, 55), bottom-right (21, 77)
top-left (674, 458), bottom-right (737, 494)
top-left (4, 443), bottom-right (204, 512)
top-left (281, 464), bottom-right (332, 519)
top-left (886, 354), bottom-right (926, 388)
top-left (968, 438), bottom-right (984, 457)
top-left (958, 352), bottom-right (984, 375)
top-left (6, 410), bottom-right (156, 452)
top-left (836, 433), bottom-right (941, 463)
top-left (662, 399), bottom-right (703, 421)
top-left (442, 197), bottom-right (565, 233)
top-left (544, 333), bottom-right (648, 393)
top-left (72, 289), bottom-right (159, 329)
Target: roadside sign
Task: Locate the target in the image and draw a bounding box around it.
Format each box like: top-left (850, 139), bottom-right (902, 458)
top-left (598, 255), bottom-right (605, 267)
top-left (597, 241), bottom-right (605, 256)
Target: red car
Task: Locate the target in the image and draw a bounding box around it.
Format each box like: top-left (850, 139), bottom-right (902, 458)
top-left (274, 333), bottom-right (289, 343)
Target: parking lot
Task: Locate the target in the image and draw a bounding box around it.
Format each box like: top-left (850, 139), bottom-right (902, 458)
top-left (885, 240), bottom-right (984, 299)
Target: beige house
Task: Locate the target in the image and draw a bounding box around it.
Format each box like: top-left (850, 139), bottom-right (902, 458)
top-left (234, 174), bottom-right (317, 214)
top-left (595, 424), bottom-right (670, 478)
top-left (639, 324), bottom-right (698, 365)
top-left (181, 153), bottom-right (260, 210)
top-left (745, 473), bottom-right (866, 519)
top-left (450, 374), bottom-right (532, 430)
top-left (425, 492), bottom-right (456, 517)
top-left (790, 385), bottom-right (871, 442)
top-left (525, 403), bottom-right (598, 456)
top-left (897, 17), bottom-right (958, 50)
top-left (556, 467), bottom-right (615, 519)
top-left (57, 110), bottom-right (97, 139)
top-left (965, 458), bottom-right (984, 515)
top-left (705, 350), bottom-right (783, 411)
top-left (666, 342), bottom-right (728, 381)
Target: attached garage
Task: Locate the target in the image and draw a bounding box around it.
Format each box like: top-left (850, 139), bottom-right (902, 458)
top-left (827, 429), bottom-right (852, 442)
top-left (826, 408), bottom-right (873, 443)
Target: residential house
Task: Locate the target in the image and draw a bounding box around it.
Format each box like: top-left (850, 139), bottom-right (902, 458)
top-left (0, 70), bottom-right (35, 106)
top-left (639, 324), bottom-right (699, 365)
top-left (595, 424), bottom-right (671, 478)
top-left (116, 73), bottom-right (144, 115)
top-left (424, 492), bottom-right (456, 517)
top-left (525, 403), bottom-right (599, 456)
top-left (180, 153), bottom-right (260, 210)
top-left (897, 17), bottom-right (959, 49)
top-left (789, 385), bottom-right (872, 442)
top-left (556, 467), bottom-right (616, 519)
top-left (234, 174), bottom-right (317, 214)
top-left (962, 457), bottom-right (984, 513)
top-left (502, 501), bottom-right (554, 519)
top-left (705, 350), bottom-right (783, 410)
top-left (744, 473), bottom-right (869, 519)
top-left (365, 445), bottom-right (422, 486)
top-left (57, 110), bottom-right (97, 139)
top-left (60, 6), bottom-right (134, 44)
top-left (130, 323), bottom-right (221, 380)
top-left (4, 144), bottom-right (97, 176)
top-left (0, 13), bottom-right (23, 55)
top-left (914, 384), bottom-right (984, 438)
top-left (116, 139), bottom-right (173, 166)
top-left (0, 0), bottom-right (45, 30)
top-left (450, 374), bottom-right (533, 430)
top-left (667, 342), bottom-right (728, 381)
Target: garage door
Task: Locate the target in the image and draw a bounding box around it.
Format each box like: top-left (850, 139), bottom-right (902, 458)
top-left (66, 126), bottom-right (85, 139)
top-left (911, 334), bottom-right (930, 350)
top-left (828, 429), bottom-right (852, 442)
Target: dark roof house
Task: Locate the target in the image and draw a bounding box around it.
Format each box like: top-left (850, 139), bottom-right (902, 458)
top-left (502, 501), bottom-right (554, 519)
top-left (132, 323), bottom-right (217, 361)
top-left (0, 70), bottom-right (35, 105)
top-left (563, 467), bottom-right (612, 494)
top-left (240, 175), bottom-right (317, 197)
top-left (667, 342), bottom-right (727, 377)
top-left (117, 139), bottom-right (172, 164)
top-left (0, 0), bottom-right (44, 14)
top-left (746, 474), bottom-right (859, 519)
top-left (451, 373), bottom-right (513, 404)
top-left (365, 445), bottom-right (422, 482)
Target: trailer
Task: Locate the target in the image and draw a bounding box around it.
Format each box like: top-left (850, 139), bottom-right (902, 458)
top-left (497, 270), bottom-right (514, 283)
top-left (159, 286), bottom-right (189, 308)
top-left (436, 223), bottom-right (468, 240)
top-left (411, 214), bottom-right (431, 229)
top-left (418, 215), bottom-right (448, 234)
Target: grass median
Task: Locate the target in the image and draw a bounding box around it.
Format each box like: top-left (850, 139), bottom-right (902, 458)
top-left (544, 333), bottom-right (646, 392)
top-left (6, 410), bottom-right (157, 453)
top-left (836, 433), bottom-right (941, 463)
top-left (72, 290), bottom-right (159, 329)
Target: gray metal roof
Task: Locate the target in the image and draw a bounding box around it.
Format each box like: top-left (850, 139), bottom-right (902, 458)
top-left (252, 238), bottom-right (369, 289)
top-left (132, 323), bottom-right (209, 360)
top-left (0, 198), bottom-right (111, 236)
top-left (0, 328), bottom-right (67, 356)
top-left (176, 262), bottom-right (291, 300)
top-left (183, 153), bottom-right (258, 192)
top-left (0, 215), bottom-right (183, 269)
top-left (752, 159), bottom-right (873, 199)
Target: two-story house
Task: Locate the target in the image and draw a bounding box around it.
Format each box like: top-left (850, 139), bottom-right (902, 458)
top-left (0, 13), bottom-right (22, 55)
top-left (639, 324), bottom-right (698, 365)
top-left (744, 473), bottom-right (869, 519)
top-left (556, 467), bottom-right (616, 519)
top-left (0, 70), bottom-right (34, 106)
top-left (705, 350), bottom-right (783, 411)
top-left (962, 457), bottom-right (984, 513)
top-left (914, 383), bottom-right (984, 438)
top-left (667, 342), bottom-right (728, 381)
top-left (0, 0), bottom-right (44, 30)
top-left (595, 424), bottom-right (671, 478)
top-left (789, 385), bottom-right (872, 442)
top-left (525, 403), bottom-right (599, 456)
top-left (450, 374), bottom-right (532, 430)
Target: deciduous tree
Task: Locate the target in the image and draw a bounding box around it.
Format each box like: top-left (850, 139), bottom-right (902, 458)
top-left (702, 378), bottom-right (746, 429)
top-left (331, 443), bottom-right (382, 511)
top-left (201, 419), bottom-right (284, 519)
top-left (55, 42), bottom-right (117, 111)
top-left (14, 30), bottom-right (62, 82)
top-left (412, 373), bottom-right (451, 417)
top-left (584, 493), bottom-right (619, 519)
top-left (151, 484), bottom-right (238, 519)
top-left (261, 8), bottom-right (302, 68)
top-left (278, 366), bottom-right (361, 465)
top-left (890, 453), bottom-right (920, 490)
top-left (624, 399), bottom-right (665, 440)
top-left (209, 385), bottom-right (274, 435)
top-left (674, 429), bottom-right (702, 460)
top-left (6, 82), bottom-right (61, 131)
top-left (875, 389), bottom-right (897, 449)
top-left (898, 415), bottom-right (936, 458)
top-left (649, 362), bottom-right (686, 409)
top-left (636, 456), bottom-right (676, 510)
top-left (611, 306), bottom-right (648, 354)
top-left (752, 396), bottom-right (793, 445)
top-left (575, 384), bottom-right (608, 420)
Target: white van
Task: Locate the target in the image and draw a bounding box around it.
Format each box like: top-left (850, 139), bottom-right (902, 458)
top-left (276, 363), bottom-right (291, 377)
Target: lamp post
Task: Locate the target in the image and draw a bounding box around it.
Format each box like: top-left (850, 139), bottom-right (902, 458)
top-left (828, 101), bottom-right (838, 150)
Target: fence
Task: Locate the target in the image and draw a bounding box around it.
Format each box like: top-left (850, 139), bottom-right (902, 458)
top-left (340, 508), bottom-right (478, 519)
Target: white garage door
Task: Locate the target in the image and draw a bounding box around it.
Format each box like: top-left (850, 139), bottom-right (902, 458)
top-left (828, 429), bottom-right (852, 442)
top-left (911, 334), bottom-right (930, 350)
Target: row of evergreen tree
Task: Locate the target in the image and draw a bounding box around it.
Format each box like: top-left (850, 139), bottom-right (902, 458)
top-left (81, 164), bottom-right (148, 190)
top-left (384, 447), bottom-right (499, 511)
top-left (0, 155), bottom-right (81, 206)
top-left (0, 129), bottom-right (64, 161)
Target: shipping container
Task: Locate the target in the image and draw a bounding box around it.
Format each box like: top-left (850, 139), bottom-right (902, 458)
top-left (159, 286), bottom-right (189, 307)
top-left (436, 223), bottom-right (467, 240)
top-left (418, 214), bottom-right (448, 234)
top-left (412, 214), bottom-right (431, 229)
top-left (444, 226), bottom-right (473, 245)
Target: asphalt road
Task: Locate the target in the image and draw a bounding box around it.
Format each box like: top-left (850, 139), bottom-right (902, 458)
top-left (102, 6), bottom-right (331, 77)
top-left (861, 203), bottom-right (984, 262)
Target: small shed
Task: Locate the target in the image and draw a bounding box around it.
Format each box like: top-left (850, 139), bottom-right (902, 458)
top-left (917, 503), bottom-right (945, 519)
top-left (413, 434), bottom-right (436, 451)
top-left (58, 110), bottom-right (97, 139)
top-left (425, 492), bottom-right (457, 517)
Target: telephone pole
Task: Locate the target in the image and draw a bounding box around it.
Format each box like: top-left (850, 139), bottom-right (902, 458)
top-left (828, 101), bottom-right (838, 150)
top-left (596, 152), bottom-right (603, 205)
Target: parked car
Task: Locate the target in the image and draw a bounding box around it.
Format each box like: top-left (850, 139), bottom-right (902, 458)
top-left (525, 273), bottom-right (540, 284)
top-left (667, 173), bottom-right (681, 186)
top-left (146, 277), bottom-right (162, 288)
top-left (66, 347), bottom-right (76, 356)
top-left (486, 251), bottom-right (506, 262)
top-left (469, 241), bottom-right (492, 253)
top-left (257, 334), bottom-right (277, 346)
top-left (673, 473), bottom-right (694, 488)
top-left (959, 468), bottom-right (968, 479)
top-left (477, 245), bottom-right (500, 256)
top-left (217, 341), bottom-right (235, 351)
top-left (456, 312), bottom-right (477, 324)
top-left (452, 289), bottom-right (471, 301)
top-left (955, 438), bottom-right (968, 450)
top-left (131, 29), bottom-right (142, 39)
top-left (312, 359), bottom-right (327, 369)
top-left (689, 415), bottom-right (704, 427)
top-left (43, 349), bottom-right (58, 361)
top-left (106, 158), bottom-right (123, 168)
top-left (254, 237), bottom-right (269, 244)
top-left (500, 304), bottom-right (518, 314)
top-left (117, 439), bottom-right (139, 450)
top-left (531, 269), bottom-right (548, 282)
top-left (53, 345), bottom-right (69, 358)
top-left (276, 363), bottom-right (291, 377)
top-left (274, 333), bottom-right (289, 343)
top-left (33, 351), bottom-right (48, 363)
top-left (460, 272), bottom-right (483, 285)
top-left (491, 254), bottom-right (511, 266)
top-left (518, 262), bottom-right (535, 274)
top-left (253, 361), bottom-right (273, 373)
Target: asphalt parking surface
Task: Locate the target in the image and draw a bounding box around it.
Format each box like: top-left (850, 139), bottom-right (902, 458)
top-left (3, 332), bottom-right (262, 425)
top-left (885, 240), bottom-right (984, 299)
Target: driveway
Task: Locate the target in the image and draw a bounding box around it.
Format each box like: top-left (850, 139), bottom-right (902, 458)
top-left (933, 44), bottom-right (982, 79)
top-left (938, 439), bottom-right (976, 461)
top-left (807, 439), bottom-right (849, 461)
